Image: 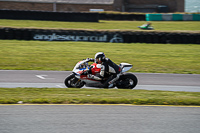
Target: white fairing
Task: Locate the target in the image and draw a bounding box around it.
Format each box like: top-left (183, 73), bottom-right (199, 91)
top-left (96, 64), bottom-right (101, 68)
top-left (119, 63), bottom-right (133, 73)
top-left (73, 60), bottom-right (89, 74)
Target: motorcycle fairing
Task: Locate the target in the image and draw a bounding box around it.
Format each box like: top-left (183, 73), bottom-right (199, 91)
top-left (80, 75), bottom-right (102, 87)
top-left (91, 63), bottom-right (101, 75)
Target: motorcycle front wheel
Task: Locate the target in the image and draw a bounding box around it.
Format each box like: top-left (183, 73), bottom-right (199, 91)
top-left (116, 73), bottom-right (138, 89)
top-left (64, 73), bottom-right (84, 88)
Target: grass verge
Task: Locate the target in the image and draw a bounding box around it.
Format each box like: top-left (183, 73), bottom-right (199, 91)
top-left (0, 88), bottom-right (199, 105)
top-left (0, 40), bottom-right (200, 74)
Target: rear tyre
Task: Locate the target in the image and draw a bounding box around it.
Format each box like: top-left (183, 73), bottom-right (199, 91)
top-left (64, 73), bottom-right (84, 88)
top-left (116, 73), bottom-right (138, 89)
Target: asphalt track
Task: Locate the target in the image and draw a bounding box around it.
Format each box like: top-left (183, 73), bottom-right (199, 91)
top-left (0, 70), bottom-right (200, 92)
top-left (0, 71), bottom-right (200, 133)
top-left (0, 105), bottom-right (200, 133)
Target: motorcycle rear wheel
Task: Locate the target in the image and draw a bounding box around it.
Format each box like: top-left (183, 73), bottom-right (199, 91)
top-left (64, 73), bottom-right (84, 88)
top-left (116, 73), bottom-right (138, 89)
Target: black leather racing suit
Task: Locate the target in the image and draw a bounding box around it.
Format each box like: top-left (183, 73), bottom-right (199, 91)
top-left (100, 58), bottom-right (120, 77)
top-left (88, 58), bottom-right (121, 87)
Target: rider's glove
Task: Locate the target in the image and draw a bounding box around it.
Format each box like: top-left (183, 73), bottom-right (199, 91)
top-left (86, 58), bottom-right (94, 62)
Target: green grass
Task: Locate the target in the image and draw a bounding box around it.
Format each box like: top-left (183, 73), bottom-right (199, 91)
top-left (0, 40), bottom-right (200, 74)
top-left (0, 20), bottom-right (199, 105)
top-left (0, 19), bottom-right (200, 31)
top-left (0, 88), bottom-right (200, 105)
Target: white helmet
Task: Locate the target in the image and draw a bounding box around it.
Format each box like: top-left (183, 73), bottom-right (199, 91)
top-left (95, 52), bottom-right (105, 64)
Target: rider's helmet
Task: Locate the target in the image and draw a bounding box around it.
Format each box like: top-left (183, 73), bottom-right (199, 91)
top-left (95, 52), bottom-right (105, 64)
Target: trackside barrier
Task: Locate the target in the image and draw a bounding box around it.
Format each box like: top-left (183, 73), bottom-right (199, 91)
top-left (0, 9), bottom-right (99, 22)
top-left (146, 14), bottom-right (162, 21)
top-left (0, 27), bottom-right (199, 44)
top-left (98, 13), bottom-right (145, 20)
top-left (0, 9), bottom-right (146, 21)
top-left (146, 14), bottom-right (200, 21)
top-left (193, 14), bottom-right (200, 21)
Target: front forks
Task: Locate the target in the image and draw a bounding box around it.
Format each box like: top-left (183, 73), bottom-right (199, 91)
top-left (73, 79), bottom-right (82, 87)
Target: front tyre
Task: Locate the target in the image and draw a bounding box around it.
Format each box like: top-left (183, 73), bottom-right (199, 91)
top-left (64, 73), bottom-right (84, 88)
top-left (116, 73), bottom-right (138, 89)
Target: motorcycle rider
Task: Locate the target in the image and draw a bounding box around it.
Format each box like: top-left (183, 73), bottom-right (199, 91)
top-left (138, 22), bottom-right (154, 30)
top-left (85, 52), bottom-right (121, 88)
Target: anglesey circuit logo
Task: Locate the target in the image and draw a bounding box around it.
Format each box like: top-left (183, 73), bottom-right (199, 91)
top-left (33, 33), bottom-right (123, 43)
top-left (109, 34), bottom-right (123, 43)
top-left (33, 33), bottom-right (107, 42)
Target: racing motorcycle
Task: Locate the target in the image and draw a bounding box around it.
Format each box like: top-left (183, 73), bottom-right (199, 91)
top-left (64, 59), bottom-right (138, 89)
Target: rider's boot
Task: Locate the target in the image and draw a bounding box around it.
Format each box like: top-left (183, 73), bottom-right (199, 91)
top-left (102, 74), bottom-right (120, 88)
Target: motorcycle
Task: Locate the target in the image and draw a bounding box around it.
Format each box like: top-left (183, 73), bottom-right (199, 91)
top-left (64, 59), bottom-right (138, 89)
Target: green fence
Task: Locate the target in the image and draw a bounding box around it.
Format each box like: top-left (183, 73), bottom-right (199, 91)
top-left (146, 14), bottom-right (162, 21)
top-left (146, 14), bottom-right (200, 21)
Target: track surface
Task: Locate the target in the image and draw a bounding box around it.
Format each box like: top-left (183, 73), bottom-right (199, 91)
top-left (1, 71), bottom-right (200, 133)
top-left (0, 105), bottom-right (200, 133)
top-left (0, 70), bottom-right (200, 92)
